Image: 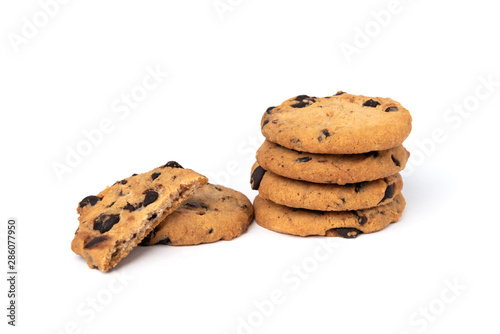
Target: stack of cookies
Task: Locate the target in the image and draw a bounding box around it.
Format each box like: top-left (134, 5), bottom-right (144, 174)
top-left (251, 92), bottom-right (412, 238)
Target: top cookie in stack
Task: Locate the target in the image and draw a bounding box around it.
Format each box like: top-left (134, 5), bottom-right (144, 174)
top-left (252, 92), bottom-right (412, 239)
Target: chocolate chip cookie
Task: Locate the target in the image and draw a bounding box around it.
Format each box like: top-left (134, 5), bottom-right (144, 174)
top-left (72, 162), bottom-right (208, 272)
top-left (140, 184), bottom-right (254, 246)
top-left (253, 193), bottom-right (406, 238)
top-left (251, 162), bottom-right (403, 211)
top-left (261, 92), bottom-right (412, 154)
top-left (256, 140), bottom-right (409, 185)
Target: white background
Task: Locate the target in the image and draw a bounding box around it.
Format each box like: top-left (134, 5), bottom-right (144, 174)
top-left (1, 1), bottom-right (500, 333)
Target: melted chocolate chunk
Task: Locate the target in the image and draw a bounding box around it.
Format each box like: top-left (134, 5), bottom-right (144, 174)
top-left (351, 211), bottom-right (368, 225)
top-left (296, 157), bottom-right (312, 163)
top-left (185, 202), bottom-right (208, 210)
top-left (120, 180), bottom-right (128, 185)
top-left (385, 106), bottom-right (398, 112)
top-left (391, 155), bottom-right (401, 167)
top-left (251, 166), bottom-right (267, 190)
top-left (79, 195), bottom-right (101, 208)
top-left (131, 173), bottom-right (138, 177)
top-left (334, 227), bottom-right (363, 239)
top-left (143, 190), bottom-right (159, 207)
top-left (321, 129), bottom-right (330, 138)
top-left (363, 99), bottom-right (381, 108)
top-left (378, 184), bottom-right (395, 204)
top-left (163, 161), bottom-right (183, 169)
top-left (93, 214), bottom-right (120, 233)
top-left (266, 106), bottom-right (276, 114)
top-left (262, 120), bottom-right (270, 128)
top-left (335, 91), bottom-right (345, 96)
top-left (84, 236), bottom-right (108, 249)
top-left (151, 172), bottom-right (161, 181)
top-left (123, 202), bottom-right (136, 211)
top-left (148, 213), bottom-right (158, 220)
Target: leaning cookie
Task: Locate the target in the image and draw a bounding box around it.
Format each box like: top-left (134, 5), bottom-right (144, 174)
top-left (140, 184), bottom-right (254, 246)
top-left (251, 162), bottom-right (403, 211)
top-left (253, 193), bottom-right (406, 238)
top-left (261, 92), bottom-right (412, 154)
top-left (72, 162), bottom-right (208, 272)
top-left (256, 140), bottom-right (409, 185)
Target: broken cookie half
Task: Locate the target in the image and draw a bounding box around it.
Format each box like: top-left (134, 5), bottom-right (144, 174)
top-left (71, 161), bottom-right (208, 272)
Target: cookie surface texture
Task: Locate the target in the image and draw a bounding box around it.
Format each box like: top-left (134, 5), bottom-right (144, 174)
top-left (253, 193), bottom-right (406, 238)
top-left (72, 162), bottom-right (208, 272)
top-left (252, 162), bottom-right (403, 211)
top-left (261, 92), bottom-right (412, 154)
top-left (256, 140), bottom-right (409, 185)
top-left (140, 184), bottom-right (254, 246)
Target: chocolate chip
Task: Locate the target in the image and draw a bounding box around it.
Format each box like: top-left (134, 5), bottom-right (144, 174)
top-left (212, 185), bottom-right (222, 191)
top-left (148, 213), bottom-right (158, 220)
top-left (321, 129), bottom-right (330, 138)
top-left (151, 172), bottom-right (161, 181)
top-left (354, 183), bottom-right (365, 193)
top-left (79, 196), bottom-right (101, 208)
top-left (123, 203), bottom-right (136, 211)
top-left (334, 227), bottom-right (363, 239)
top-left (163, 161), bottom-right (183, 169)
top-left (385, 106), bottom-right (398, 112)
top-left (143, 190), bottom-right (159, 207)
top-left (335, 91), bottom-right (345, 96)
top-left (84, 236), bottom-right (108, 249)
top-left (295, 95), bottom-right (311, 101)
top-left (292, 95), bottom-right (316, 108)
top-left (391, 155), bottom-right (401, 167)
top-left (364, 151), bottom-right (379, 158)
top-left (378, 184), bottom-right (395, 204)
top-left (185, 202), bottom-right (208, 210)
top-left (262, 120), bottom-right (270, 128)
top-left (108, 201), bottom-right (116, 208)
top-left (208, 228), bottom-right (213, 234)
top-left (340, 198), bottom-right (346, 204)
top-left (93, 214), bottom-right (120, 233)
top-left (351, 211), bottom-right (368, 225)
top-left (296, 157), bottom-right (312, 163)
top-left (120, 180), bottom-right (128, 185)
top-left (131, 173), bottom-right (138, 177)
top-left (251, 166), bottom-right (267, 190)
top-left (318, 136), bottom-right (323, 142)
top-left (363, 99), bottom-right (381, 107)
top-left (266, 106), bottom-right (276, 114)
top-left (158, 237), bottom-right (171, 245)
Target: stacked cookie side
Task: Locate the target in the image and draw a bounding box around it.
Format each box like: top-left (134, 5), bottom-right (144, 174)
top-left (252, 92), bottom-right (412, 238)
